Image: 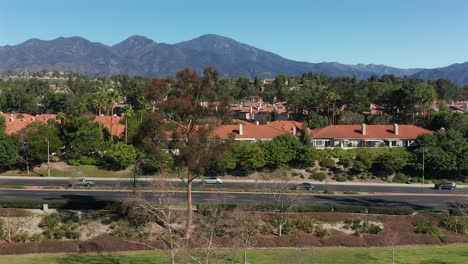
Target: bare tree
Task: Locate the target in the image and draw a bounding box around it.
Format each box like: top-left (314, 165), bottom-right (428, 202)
top-left (266, 172), bottom-right (301, 237)
top-left (453, 198), bottom-right (468, 218)
top-left (194, 198), bottom-right (227, 264)
top-left (125, 179), bottom-right (183, 264)
top-left (232, 210), bottom-right (260, 264)
top-left (384, 232), bottom-right (400, 264)
top-left (17, 130), bottom-right (30, 175)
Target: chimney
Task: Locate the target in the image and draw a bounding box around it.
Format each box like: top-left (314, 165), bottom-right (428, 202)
top-left (239, 123), bottom-right (243, 135)
top-left (9, 114), bottom-right (14, 122)
top-left (292, 127), bottom-right (297, 136)
top-left (250, 105), bottom-right (253, 114)
top-left (394, 123), bottom-right (399, 135)
top-left (255, 121), bottom-right (259, 125)
top-left (361, 123), bottom-right (366, 135)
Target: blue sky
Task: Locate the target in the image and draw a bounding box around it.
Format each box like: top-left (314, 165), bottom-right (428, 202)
top-left (0, 0), bottom-right (467, 68)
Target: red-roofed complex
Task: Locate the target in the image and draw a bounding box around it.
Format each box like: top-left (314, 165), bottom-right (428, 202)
top-left (449, 101), bottom-right (468, 113)
top-left (310, 124), bottom-right (433, 148)
top-left (2, 113), bottom-right (126, 138)
top-left (211, 120), bottom-right (303, 141)
top-left (230, 101), bottom-right (289, 122)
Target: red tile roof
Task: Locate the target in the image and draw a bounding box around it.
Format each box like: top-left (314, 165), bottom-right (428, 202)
top-left (2, 113), bottom-right (125, 137)
top-left (211, 120), bottom-right (303, 140)
top-left (310, 124), bottom-right (432, 139)
top-left (230, 101), bottom-right (288, 114)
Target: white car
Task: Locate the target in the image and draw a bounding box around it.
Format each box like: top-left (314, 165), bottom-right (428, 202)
top-left (203, 177), bottom-right (223, 184)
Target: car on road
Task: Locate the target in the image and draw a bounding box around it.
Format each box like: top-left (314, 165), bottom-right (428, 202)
top-left (203, 177), bottom-right (223, 184)
top-left (434, 182), bottom-right (456, 190)
top-left (295, 182), bottom-right (315, 191)
top-left (67, 178), bottom-right (95, 188)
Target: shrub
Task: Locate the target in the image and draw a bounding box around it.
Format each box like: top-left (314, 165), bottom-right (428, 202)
top-left (343, 219), bottom-right (382, 236)
top-left (295, 204), bottom-right (333, 212)
top-left (440, 216), bottom-right (467, 235)
top-left (11, 230), bottom-right (29, 243)
top-left (334, 205), bottom-right (367, 213)
top-left (0, 219), bottom-right (4, 239)
top-left (67, 159), bottom-right (79, 166)
top-left (79, 156), bottom-right (104, 166)
top-left (64, 227), bottom-right (81, 239)
top-left (319, 158), bottom-right (336, 168)
top-left (310, 172), bottom-right (326, 181)
top-left (393, 173), bottom-right (409, 183)
top-left (39, 213), bottom-right (61, 229)
top-left (368, 207), bottom-right (413, 215)
top-left (413, 219), bottom-right (444, 239)
top-left (315, 225), bottom-right (329, 238)
top-left (334, 175), bottom-right (347, 182)
top-left (105, 143), bottom-right (138, 170)
top-left (30, 233), bottom-right (41, 241)
top-left (293, 216), bottom-right (316, 233)
top-left (338, 156), bottom-right (353, 168)
top-left (197, 204), bottom-right (238, 214)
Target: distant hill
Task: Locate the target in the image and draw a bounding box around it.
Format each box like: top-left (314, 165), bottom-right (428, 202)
top-left (0, 34), bottom-right (465, 85)
top-left (410, 62), bottom-right (468, 87)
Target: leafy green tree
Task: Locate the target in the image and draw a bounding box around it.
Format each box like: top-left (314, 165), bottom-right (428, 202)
top-left (263, 134), bottom-right (302, 167)
top-left (297, 145), bottom-right (321, 167)
top-left (18, 122), bottom-right (62, 165)
top-left (210, 140), bottom-right (236, 175)
top-left (0, 115), bottom-right (6, 134)
top-left (375, 150), bottom-right (410, 173)
top-left (338, 112), bottom-right (365, 125)
top-left (354, 150), bottom-right (378, 172)
top-left (0, 134), bottom-right (17, 170)
top-left (60, 116), bottom-right (103, 159)
top-left (410, 129), bottom-right (467, 179)
top-left (233, 141), bottom-right (266, 173)
top-left (306, 112), bottom-right (328, 129)
top-left (105, 142), bottom-right (137, 170)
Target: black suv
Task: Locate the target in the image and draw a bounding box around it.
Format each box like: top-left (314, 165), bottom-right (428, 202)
top-left (434, 182), bottom-right (456, 190)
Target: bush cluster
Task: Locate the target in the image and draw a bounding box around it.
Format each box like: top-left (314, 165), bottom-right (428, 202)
top-left (343, 219), bottom-right (382, 236)
top-left (413, 218), bottom-right (444, 239)
top-left (39, 211), bottom-right (81, 240)
top-left (440, 216), bottom-right (467, 235)
top-left (0, 199), bottom-right (120, 210)
top-left (319, 158), bottom-right (336, 169)
top-left (310, 172), bottom-right (326, 181)
top-left (196, 203), bottom-right (413, 215)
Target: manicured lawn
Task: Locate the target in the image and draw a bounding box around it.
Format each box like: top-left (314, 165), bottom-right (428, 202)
top-left (1, 244), bottom-right (467, 264)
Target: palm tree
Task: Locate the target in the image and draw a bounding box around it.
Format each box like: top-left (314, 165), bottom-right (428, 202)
top-left (92, 88), bottom-right (109, 140)
top-left (107, 90), bottom-right (122, 139)
top-left (120, 105), bottom-right (133, 144)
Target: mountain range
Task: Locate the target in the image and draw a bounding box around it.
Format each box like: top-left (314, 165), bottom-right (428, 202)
top-left (0, 34), bottom-right (466, 86)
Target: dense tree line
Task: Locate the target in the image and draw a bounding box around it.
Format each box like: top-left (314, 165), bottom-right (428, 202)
top-left (0, 69), bottom-right (466, 181)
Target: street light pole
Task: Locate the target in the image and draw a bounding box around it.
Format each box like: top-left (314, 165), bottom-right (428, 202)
top-left (47, 137), bottom-right (50, 177)
top-left (422, 148), bottom-right (427, 188)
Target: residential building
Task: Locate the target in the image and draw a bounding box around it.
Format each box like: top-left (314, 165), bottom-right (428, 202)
top-left (310, 124), bottom-right (432, 148)
top-left (1, 113), bottom-right (126, 138)
top-left (230, 101), bottom-right (289, 122)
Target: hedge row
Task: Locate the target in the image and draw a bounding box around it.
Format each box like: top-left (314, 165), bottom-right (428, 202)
top-left (196, 203), bottom-right (414, 215)
top-left (0, 199), bottom-right (119, 210)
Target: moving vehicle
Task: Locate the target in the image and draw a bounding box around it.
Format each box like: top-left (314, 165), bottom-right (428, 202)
top-left (203, 177), bottom-right (223, 184)
top-left (434, 182), bottom-right (456, 190)
top-left (295, 182), bottom-right (315, 191)
top-left (67, 178), bottom-right (95, 188)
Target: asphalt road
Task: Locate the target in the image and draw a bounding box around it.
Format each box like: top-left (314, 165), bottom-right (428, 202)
top-left (0, 178), bottom-right (466, 195)
top-left (0, 189), bottom-right (465, 210)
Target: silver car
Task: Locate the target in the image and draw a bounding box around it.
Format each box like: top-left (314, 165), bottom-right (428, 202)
top-left (203, 177), bottom-right (223, 184)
